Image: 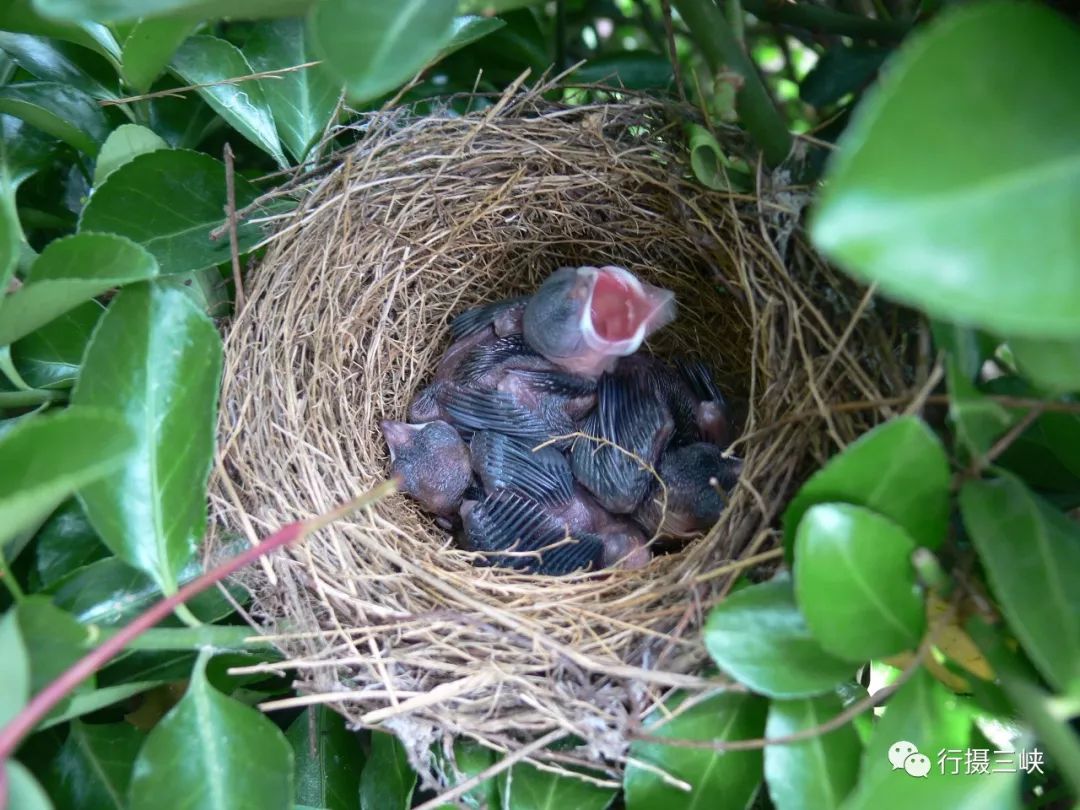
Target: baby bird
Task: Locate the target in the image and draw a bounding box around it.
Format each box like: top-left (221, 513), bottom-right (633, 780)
top-left (464, 431), bottom-right (650, 572)
top-left (381, 420), bottom-right (472, 517)
top-left (570, 366), bottom-right (674, 514)
top-left (523, 266), bottom-right (676, 377)
top-left (635, 443), bottom-right (742, 537)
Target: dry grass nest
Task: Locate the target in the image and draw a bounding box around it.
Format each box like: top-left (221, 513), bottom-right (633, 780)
top-left (209, 81), bottom-right (918, 788)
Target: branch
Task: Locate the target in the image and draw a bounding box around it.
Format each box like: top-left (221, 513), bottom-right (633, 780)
top-left (741, 0), bottom-right (908, 42)
top-left (672, 0), bottom-right (792, 165)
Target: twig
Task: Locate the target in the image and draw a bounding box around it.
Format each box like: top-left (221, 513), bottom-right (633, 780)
top-left (740, 0), bottom-right (908, 42)
top-left (223, 144), bottom-right (245, 314)
top-left (965, 403), bottom-right (1046, 479)
top-left (100, 61), bottom-right (323, 106)
top-left (672, 0), bottom-right (792, 164)
top-left (660, 0), bottom-right (688, 105)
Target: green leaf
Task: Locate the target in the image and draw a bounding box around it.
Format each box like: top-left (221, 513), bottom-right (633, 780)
top-left (704, 573), bottom-right (855, 697)
top-left (572, 52), bottom-right (674, 90)
top-left (686, 123), bottom-right (738, 191)
top-left (1009, 336), bottom-right (1080, 394)
top-left (764, 694), bottom-right (860, 810)
top-left (11, 299), bottom-right (104, 390)
top-left (0, 0), bottom-right (119, 60)
top-left (92, 124), bottom-right (169, 187)
top-left (34, 498), bottom-right (109, 588)
top-left (309, 0), bottom-right (458, 104)
top-left (839, 669), bottom-right (1015, 810)
top-left (50, 555), bottom-right (237, 627)
top-left (32, 0), bottom-right (310, 23)
top-left (0, 407), bottom-right (136, 547)
top-left (0, 81), bottom-right (108, 155)
top-left (38, 680), bottom-right (163, 729)
top-left (625, 691), bottom-right (766, 810)
top-left (440, 15), bottom-right (507, 60)
top-left (499, 761), bottom-right (616, 810)
top-left (0, 609), bottom-right (31, 727)
top-left (0, 32), bottom-right (115, 101)
top-left (170, 35), bottom-right (286, 167)
top-left (244, 18), bottom-right (340, 163)
top-left (794, 503), bottom-right (925, 661)
top-left (442, 740), bottom-right (498, 810)
top-left (72, 282), bottom-right (222, 596)
top-left (79, 149), bottom-right (262, 275)
top-left (16, 597), bottom-right (94, 716)
top-left (360, 732), bottom-right (416, 810)
top-left (959, 474), bottom-right (1080, 691)
top-left (285, 707), bottom-right (364, 810)
top-left (812, 2), bottom-right (1080, 339)
top-left (52, 721), bottom-right (144, 810)
top-left (800, 45), bottom-right (887, 108)
top-left (0, 232), bottom-right (158, 347)
top-left (783, 416), bottom-right (950, 559)
top-left (6, 760), bottom-right (54, 810)
top-left (120, 17), bottom-right (197, 93)
top-left (128, 650), bottom-right (294, 810)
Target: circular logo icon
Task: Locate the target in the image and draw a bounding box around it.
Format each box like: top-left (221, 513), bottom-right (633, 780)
top-left (904, 753), bottom-right (932, 778)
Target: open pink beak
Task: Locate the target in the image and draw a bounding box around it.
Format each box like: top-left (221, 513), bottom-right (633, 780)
top-left (581, 266), bottom-right (676, 356)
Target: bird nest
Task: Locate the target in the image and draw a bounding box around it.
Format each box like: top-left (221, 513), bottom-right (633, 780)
top-left (209, 82), bottom-right (910, 786)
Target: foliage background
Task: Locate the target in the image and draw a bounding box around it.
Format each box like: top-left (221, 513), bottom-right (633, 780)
top-left (0, 0), bottom-right (1078, 808)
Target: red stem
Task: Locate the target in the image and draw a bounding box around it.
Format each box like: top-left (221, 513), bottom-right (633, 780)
top-left (0, 480), bottom-right (395, 808)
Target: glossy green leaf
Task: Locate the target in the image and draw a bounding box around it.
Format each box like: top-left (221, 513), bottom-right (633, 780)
top-left (92, 124), bottom-right (169, 187)
top-left (120, 17), bottom-right (196, 93)
top-left (32, 0), bottom-right (310, 23)
top-left (0, 81), bottom-right (108, 155)
top-left (1010, 336), bottom-right (1080, 393)
top-left (128, 651), bottom-right (294, 810)
top-left (52, 721), bottom-right (144, 810)
top-left (0, 0), bottom-right (120, 60)
top-left (765, 694), bottom-right (860, 810)
top-left (6, 760), bottom-right (54, 810)
top-left (704, 574), bottom-right (855, 697)
top-left (839, 669), bottom-right (1014, 810)
top-left (800, 45), bottom-right (888, 108)
top-left (812, 2), bottom-right (1080, 338)
top-left (360, 732), bottom-right (415, 810)
top-left (794, 503), bottom-right (925, 661)
top-left (440, 15), bottom-right (507, 59)
top-left (11, 299), bottom-right (103, 390)
top-left (72, 283), bottom-right (222, 596)
top-left (16, 597), bottom-right (94, 716)
top-left (34, 498), bottom-right (109, 588)
top-left (0, 407), bottom-right (136, 547)
top-left (0, 609), bottom-right (31, 727)
top-left (959, 474), bottom-right (1080, 691)
top-left (0, 32), bottom-right (116, 99)
top-left (285, 707), bottom-right (363, 810)
top-left (50, 555), bottom-right (236, 627)
top-left (444, 740), bottom-right (498, 810)
top-left (625, 691), bottom-right (766, 810)
top-left (309, 0), bottom-right (458, 104)
top-left (572, 52), bottom-right (674, 90)
top-left (0, 126), bottom-right (23, 295)
top-left (170, 36), bottom-right (286, 167)
top-left (38, 680), bottom-right (163, 730)
top-left (499, 761), bottom-right (615, 810)
top-left (79, 149), bottom-right (262, 275)
top-left (244, 19), bottom-right (339, 163)
top-left (0, 232), bottom-right (158, 346)
top-left (783, 416), bottom-right (950, 559)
